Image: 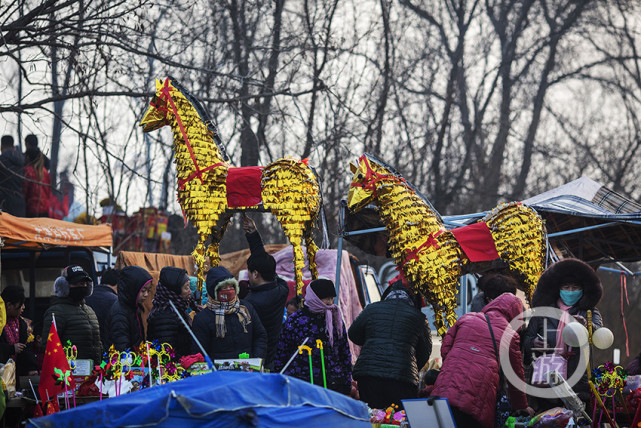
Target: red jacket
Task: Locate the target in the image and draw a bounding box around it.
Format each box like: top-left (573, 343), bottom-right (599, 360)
top-left (431, 294), bottom-right (528, 428)
top-left (23, 165), bottom-right (52, 217)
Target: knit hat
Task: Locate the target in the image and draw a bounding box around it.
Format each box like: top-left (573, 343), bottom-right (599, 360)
top-left (308, 278), bottom-right (336, 299)
top-left (159, 266), bottom-right (189, 295)
top-left (205, 266), bottom-right (239, 298)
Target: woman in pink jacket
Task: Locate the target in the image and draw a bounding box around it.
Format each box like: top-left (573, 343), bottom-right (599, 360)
top-left (431, 293), bottom-right (534, 427)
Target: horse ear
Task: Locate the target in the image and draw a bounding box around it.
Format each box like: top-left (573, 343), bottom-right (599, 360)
top-left (349, 162), bottom-right (358, 174)
top-left (155, 79), bottom-right (163, 91)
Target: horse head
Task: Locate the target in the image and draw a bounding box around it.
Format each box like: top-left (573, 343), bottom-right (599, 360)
top-left (347, 153), bottom-right (405, 212)
top-left (348, 153), bottom-right (443, 221)
top-left (140, 78), bottom-right (174, 133)
top-left (140, 76), bottom-right (230, 162)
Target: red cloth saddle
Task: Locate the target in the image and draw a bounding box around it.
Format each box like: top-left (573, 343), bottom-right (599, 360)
top-left (226, 167), bottom-right (264, 208)
top-left (450, 222), bottom-right (499, 262)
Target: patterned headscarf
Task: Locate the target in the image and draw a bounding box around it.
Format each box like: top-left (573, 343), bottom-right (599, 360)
top-left (150, 283), bottom-right (190, 324)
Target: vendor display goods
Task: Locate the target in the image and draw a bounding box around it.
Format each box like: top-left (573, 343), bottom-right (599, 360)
top-left (347, 154), bottom-right (545, 336)
top-left (141, 77), bottom-right (322, 297)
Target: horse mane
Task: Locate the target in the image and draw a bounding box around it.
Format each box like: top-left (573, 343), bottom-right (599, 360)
top-left (362, 152), bottom-right (443, 223)
top-left (167, 75), bottom-right (230, 163)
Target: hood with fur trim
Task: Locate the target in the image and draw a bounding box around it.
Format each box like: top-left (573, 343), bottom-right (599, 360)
top-left (205, 266), bottom-right (239, 299)
top-left (532, 258), bottom-right (602, 310)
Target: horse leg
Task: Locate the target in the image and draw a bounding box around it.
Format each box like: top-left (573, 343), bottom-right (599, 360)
top-left (207, 212), bottom-right (232, 268)
top-left (192, 231), bottom-right (209, 302)
top-left (304, 221), bottom-right (319, 280)
top-left (291, 241), bottom-right (305, 296)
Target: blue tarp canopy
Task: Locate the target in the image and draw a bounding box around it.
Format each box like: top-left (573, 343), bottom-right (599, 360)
top-left (27, 372), bottom-right (370, 428)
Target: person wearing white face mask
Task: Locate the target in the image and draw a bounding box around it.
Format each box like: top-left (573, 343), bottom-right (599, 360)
top-left (522, 258), bottom-right (604, 412)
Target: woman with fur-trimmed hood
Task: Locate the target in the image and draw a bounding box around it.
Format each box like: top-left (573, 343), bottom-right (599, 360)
top-left (522, 258), bottom-right (603, 409)
top-left (191, 266), bottom-right (267, 360)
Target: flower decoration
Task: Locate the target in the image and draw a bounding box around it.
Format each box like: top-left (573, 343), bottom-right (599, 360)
top-left (53, 368), bottom-right (73, 387)
top-left (64, 340), bottom-right (78, 370)
top-left (592, 362), bottom-right (627, 397)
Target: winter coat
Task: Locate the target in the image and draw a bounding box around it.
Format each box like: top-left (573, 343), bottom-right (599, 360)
top-left (431, 294), bottom-right (529, 428)
top-left (191, 300), bottom-right (267, 360)
top-left (0, 149), bottom-right (25, 217)
top-left (147, 308), bottom-right (192, 358)
top-left (23, 165), bottom-right (52, 217)
top-left (0, 317), bottom-right (38, 375)
top-left (41, 297), bottom-right (102, 364)
top-left (109, 266), bottom-right (152, 351)
top-left (244, 231), bottom-right (289, 369)
top-left (470, 291), bottom-right (486, 312)
top-left (273, 306), bottom-right (353, 394)
top-left (349, 292), bottom-right (432, 387)
top-left (85, 285), bottom-right (118, 351)
top-left (522, 258), bottom-right (604, 402)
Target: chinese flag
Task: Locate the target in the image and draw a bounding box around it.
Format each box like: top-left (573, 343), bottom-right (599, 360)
top-left (32, 402), bottom-right (44, 418)
top-left (38, 322), bottom-right (75, 403)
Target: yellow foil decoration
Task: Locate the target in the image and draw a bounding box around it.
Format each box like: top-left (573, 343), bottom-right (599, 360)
top-left (141, 77), bottom-right (321, 297)
top-left (347, 154), bottom-right (545, 336)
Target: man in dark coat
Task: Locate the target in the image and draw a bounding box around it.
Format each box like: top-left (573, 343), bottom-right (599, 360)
top-left (147, 267), bottom-right (193, 358)
top-left (109, 265), bottom-right (153, 351)
top-left (41, 266), bottom-right (102, 364)
top-left (0, 135), bottom-right (26, 216)
top-left (348, 281), bottom-right (432, 409)
top-left (85, 268), bottom-right (119, 351)
top-left (241, 215), bottom-right (289, 370)
top-left (191, 266), bottom-right (267, 360)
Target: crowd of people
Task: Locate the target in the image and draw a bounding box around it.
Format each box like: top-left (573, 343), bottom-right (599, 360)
top-left (0, 210), bottom-right (624, 428)
top-left (0, 134), bottom-right (67, 219)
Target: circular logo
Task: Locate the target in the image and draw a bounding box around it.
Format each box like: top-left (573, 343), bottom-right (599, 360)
top-left (499, 307), bottom-right (589, 399)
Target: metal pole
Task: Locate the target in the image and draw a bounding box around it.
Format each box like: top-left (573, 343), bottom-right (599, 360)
top-left (334, 200), bottom-right (347, 305)
top-left (279, 337), bottom-right (309, 374)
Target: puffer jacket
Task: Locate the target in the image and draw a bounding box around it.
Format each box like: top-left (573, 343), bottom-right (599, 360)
top-left (191, 300), bottom-right (267, 360)
top-left (147, 308), bottom-right (192, 358)
top-left (431, 294), bottom-right (528, 428)
top-left (349, 289), bottom-right (432, 387)
top-left (109, 266), bottom-right (152, 351)
top-left (85, 285), bottom-right (118, 351)
top-left (41, 297), bottom-right (102, 363)
top-left (244, 228), bottom-right (289, 369)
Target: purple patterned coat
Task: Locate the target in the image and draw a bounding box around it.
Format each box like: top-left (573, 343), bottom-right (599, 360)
top-left (273, 306), bottom-right (352, 394)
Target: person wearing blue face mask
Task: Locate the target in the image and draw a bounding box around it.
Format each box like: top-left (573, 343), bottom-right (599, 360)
top-left (522, 258), bottom-right (603, 413)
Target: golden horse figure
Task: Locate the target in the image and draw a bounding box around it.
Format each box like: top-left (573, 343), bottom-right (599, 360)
top-left (348, 153), bottom-right (545, 336)
top-left (140, 77), bottom-right (321, 297)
